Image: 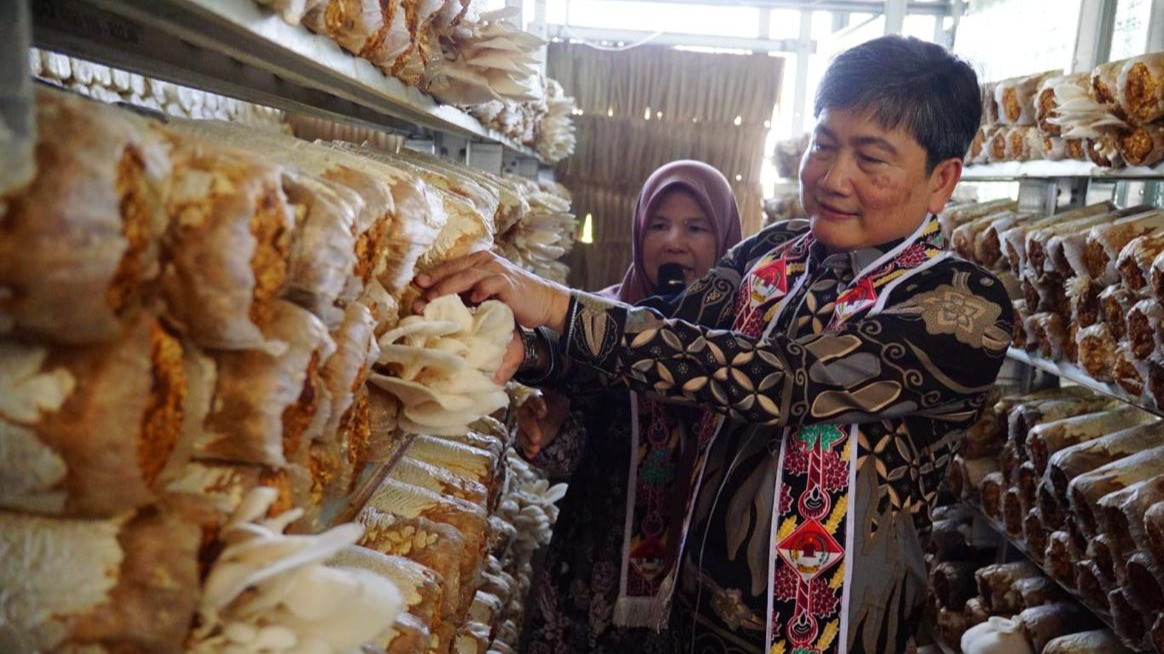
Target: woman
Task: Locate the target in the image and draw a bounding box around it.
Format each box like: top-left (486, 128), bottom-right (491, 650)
top-left (518, 160), bottom-right (742, 654)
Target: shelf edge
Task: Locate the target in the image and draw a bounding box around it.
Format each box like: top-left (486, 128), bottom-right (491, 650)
top-left (1005, 348), bottom-right (1164, 418)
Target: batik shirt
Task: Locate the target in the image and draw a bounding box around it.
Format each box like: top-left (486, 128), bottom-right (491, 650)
top-left (556, 219), bottom-right (1013, 653)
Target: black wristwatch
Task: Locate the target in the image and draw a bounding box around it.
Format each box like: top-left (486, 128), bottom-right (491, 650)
top-left (516, 326), bottom-right (555, 385)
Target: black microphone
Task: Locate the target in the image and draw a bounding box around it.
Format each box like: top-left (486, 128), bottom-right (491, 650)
top-left (657, 262), bottom-right (687, 295)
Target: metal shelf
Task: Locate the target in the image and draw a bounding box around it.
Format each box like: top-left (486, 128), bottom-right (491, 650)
top-left (319, 432), bottom-right (417, 529)
top-left (1006, 348), bottom-right (1164, 418)
top-left (963, 160), bottom-right (1164, 182)
top-left (30, 0), bottom-right (544, 161)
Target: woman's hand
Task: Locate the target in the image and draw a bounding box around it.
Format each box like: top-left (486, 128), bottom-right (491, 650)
top-left (515, 391), bottom-right (571, 459)
top-left (414, 251), bottom-right (572, 332)
top-left (492, 328), bottom-right (524, 385)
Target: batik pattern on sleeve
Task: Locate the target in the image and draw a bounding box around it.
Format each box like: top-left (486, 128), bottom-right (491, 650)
top-left (564, 265), bottom-right (1012, 431)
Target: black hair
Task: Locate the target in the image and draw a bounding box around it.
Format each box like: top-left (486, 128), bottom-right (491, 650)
top-left (813, 35), bottom-right (981, 173)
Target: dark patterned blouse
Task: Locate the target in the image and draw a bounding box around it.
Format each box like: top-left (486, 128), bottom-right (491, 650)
top-left (542, 219), bottom-right (1012, 653)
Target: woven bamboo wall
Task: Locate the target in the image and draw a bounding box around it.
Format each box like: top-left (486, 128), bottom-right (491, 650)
top-left (549, 43), bottom-right (782, 291)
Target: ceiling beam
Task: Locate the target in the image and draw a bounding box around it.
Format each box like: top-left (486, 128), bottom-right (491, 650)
top-left (883, 0), bottom-right (906, 33)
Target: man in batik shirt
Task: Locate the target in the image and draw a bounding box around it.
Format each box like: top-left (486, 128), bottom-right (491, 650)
top-left (417, 35), bottom-right (1013, 654)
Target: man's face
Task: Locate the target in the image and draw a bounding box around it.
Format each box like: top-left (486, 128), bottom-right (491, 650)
top-left (800, 106), bottom-right (958, 252)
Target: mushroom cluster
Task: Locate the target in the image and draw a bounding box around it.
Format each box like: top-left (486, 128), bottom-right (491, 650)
top-left (31, 49), bottom-right (287, 129)
top-left (424, 7), bottom-right (545, 106)
top-left (371, 295), bottom-right (513, 436)
top-left (191, 487), bottom-right (403, 653)
top-left (535, 78), bottom-right (578, 164)
top-left (494, 178), bottom-right (576, 283)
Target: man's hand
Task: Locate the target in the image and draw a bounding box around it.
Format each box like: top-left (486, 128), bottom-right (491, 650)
top-left (414, 251), bottom-right (572, 332)
top-left (516, 391), bottom-right (571, 459)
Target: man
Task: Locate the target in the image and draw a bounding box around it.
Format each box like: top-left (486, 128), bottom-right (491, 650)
top-left (418, 35), bottom-right (1012, 654)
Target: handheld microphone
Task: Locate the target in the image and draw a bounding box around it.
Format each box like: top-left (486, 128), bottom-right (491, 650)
top-left (657, 263), bottom-right (687, 295)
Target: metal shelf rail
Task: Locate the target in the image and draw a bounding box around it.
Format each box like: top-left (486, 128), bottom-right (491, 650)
top-left (1006, 347), bottom-right (1164, 419)
top-left (963, 160), bottom-right (1164, 182)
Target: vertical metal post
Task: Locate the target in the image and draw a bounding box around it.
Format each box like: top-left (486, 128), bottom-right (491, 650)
top-left (945, 0), bottom-right (964, 48)
top-left (831, 11), bottom-right (849, 33)
top-left (791, 9), bottom-right (813, 135)
top-left (1072, 0), bottom-right (1119, 207)
top-left (883, 0), bottom-right (906, 36)
top-left (1147, 0), bottom-right (1164, 52)
top-left (466, 142), bottom-right (504, 175)
top-left (1071, 0), bottom-right (1117, 73)
top-left (1, 0), bottom-right (36, 196)
top-left (530, 0), bottom-right (548, 82)
top-left (932, 11), bottom-right (946, 45)
top-left (534, 0), bottom-right (546, 30)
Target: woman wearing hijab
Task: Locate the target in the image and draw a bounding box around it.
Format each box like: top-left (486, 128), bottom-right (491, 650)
top-left (518, 160), bottom-right (742, 653)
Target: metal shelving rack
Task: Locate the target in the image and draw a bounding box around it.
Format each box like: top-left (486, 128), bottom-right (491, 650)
top-left (16, 0), bottom-right (545, 528)
top-left (319, 433), bottom-right (418, 529)
top-left (29, 0), bottom-right (545, 164)
top-left (963, 161), bottom-right (1164, 183)
top-left (944, 4), bottom-right (1164, 649)
top-left (955, 163), bottom-right (1164, 654)
top-left (964, 502), bottom-right (1125, 637)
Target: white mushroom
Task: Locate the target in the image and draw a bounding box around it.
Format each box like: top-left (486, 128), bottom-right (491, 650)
top-left (191, 488), bottom-right (403, 654)
top-left (371, 295), bottom-right (512, 435)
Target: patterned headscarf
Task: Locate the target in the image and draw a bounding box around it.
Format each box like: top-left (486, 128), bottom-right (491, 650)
top-left (599, 160), bottom-right (743, 303)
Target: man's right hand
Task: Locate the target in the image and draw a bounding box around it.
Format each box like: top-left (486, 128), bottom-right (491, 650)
top-left (414, 250), bottom-right (572, 333)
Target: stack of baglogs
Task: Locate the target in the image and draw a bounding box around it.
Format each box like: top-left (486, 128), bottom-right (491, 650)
top-left (253, 0), bottom-right (577, 163)
top-left (967, 52), bottom-right (1164, 169)
top-left (464, 77), bottom-right (577, 163)
top-left (30, 48), bottom-right (289, 130)
top-left (941, 197), bottom-right (1164, 408)
top-left (927, 501), bottom-right (1134, 654)
top-left (0, 86), bottom-right (571, 654)
top-left (943, 384), bottom-right (1164, 651)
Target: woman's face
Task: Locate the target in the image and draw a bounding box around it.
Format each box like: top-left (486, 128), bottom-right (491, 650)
top-left (641, 189), bottom-right (718, 287)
